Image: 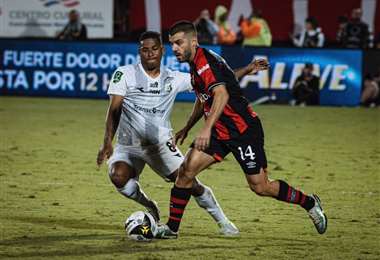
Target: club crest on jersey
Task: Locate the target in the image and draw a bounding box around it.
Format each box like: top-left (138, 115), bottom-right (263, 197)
top-left (112, 71), bottom-right (123, 83)
top-left (164, 77), bottom-right (174, 92)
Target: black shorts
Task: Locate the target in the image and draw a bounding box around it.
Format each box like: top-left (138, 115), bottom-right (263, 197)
top-left (191, 117), bottom-right (267, 175)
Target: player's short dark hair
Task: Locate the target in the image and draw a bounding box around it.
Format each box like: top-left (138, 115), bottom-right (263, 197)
top-left (139, 31), bottom-right (162, 45)
top-left (169, 20), bottom-right (197, 36)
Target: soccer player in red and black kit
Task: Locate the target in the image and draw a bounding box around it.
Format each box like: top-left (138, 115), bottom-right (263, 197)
top-left (156, 21), bottom-right (327, 239)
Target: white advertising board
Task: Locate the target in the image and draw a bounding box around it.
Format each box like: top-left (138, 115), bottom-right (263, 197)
top-left (0, 0), bottom-right (113, 38)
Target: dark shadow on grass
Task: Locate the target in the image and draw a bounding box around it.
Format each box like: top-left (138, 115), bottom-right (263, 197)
top-left (0, 234), bottom-right (121, 247)
top-left (12, 215), bottom-right (120, 231)
top-left (0, 238), bottom-right (230, 258)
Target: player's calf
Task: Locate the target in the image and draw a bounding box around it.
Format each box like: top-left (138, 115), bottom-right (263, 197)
top-left (116, 178), bottom-right (160, 221)
top-left (246, 168), bottom-right (278, 197)
top-left (276, 180), bottom-right (315, 211)
top-left (248, 181), bottom-right (273, 197)
top-left (109, 162), bottom-right (160, 221)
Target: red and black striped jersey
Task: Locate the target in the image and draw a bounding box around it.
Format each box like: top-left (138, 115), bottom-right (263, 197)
top-left (190, 47), bottom-right (257, 140)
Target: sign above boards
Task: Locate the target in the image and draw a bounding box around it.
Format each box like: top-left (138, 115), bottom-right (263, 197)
top-left (0, 0), bottom-right (113, 38)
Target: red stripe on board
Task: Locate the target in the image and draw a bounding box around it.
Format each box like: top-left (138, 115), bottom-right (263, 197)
top-left (63, 2), bottom-right (79, 7)
top-left (129, 0), bottom-right (146, 30)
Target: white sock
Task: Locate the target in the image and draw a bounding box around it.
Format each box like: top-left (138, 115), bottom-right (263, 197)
top-left (194, 182), bottom-right (228, 224)
top-left (117, 178), bottom-right (152, 208)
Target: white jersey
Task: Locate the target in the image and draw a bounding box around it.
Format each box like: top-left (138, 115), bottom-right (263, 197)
top-left (107, 63), bottom-right (192, 146)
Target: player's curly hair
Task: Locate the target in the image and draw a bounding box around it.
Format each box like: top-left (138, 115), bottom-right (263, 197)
top-left (139, 31), bottom-right (162, 45)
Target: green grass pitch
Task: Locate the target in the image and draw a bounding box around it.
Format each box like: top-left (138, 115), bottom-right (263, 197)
top-left (0, 97), bottom-right (379, 259)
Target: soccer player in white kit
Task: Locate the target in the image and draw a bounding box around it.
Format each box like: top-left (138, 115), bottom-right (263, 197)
top-left (96, 31), bottom-right (268, 235)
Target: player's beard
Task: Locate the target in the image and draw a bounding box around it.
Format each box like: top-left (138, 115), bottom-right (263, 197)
top-left (181, 48), bottom-right (192, 63)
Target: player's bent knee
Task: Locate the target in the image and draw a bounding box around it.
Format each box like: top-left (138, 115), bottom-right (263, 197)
top-left (176, 166), bottom-right (195, 187)
top-left (177, 172), bottom-right (193, 186)
top-left (166, 170), bottom-right (178, 183)
top-left (109, 164), bottom-right (132, 189)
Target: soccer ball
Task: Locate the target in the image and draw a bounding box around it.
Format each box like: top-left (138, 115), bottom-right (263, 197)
top-left (125, 211), bottom-right (157, 241)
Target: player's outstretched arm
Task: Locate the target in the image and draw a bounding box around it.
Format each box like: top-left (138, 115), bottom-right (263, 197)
top-left (97, 95), bottom-right (123, 167)
top-left (194, 86), bottom-right (229, 151)
top-left (234, 58), bottom-right (270, 79)
top-left (174, 98), bottom-right (204, 145)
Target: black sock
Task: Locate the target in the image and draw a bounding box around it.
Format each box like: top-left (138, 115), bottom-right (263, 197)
top-left (277, 180), bottom-right (315, 211)
top-left (167, 185), bottom-right (192, 232)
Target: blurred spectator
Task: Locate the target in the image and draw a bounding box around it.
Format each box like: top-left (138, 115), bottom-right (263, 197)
top-left (336, 16), bottom-right (348, 44)
top-left (292, 17), bottom-right (324, 48)
top-left (239, 9), bottom-right (272, 47)
top-left (57, 10), bottom-right (87, 40)
top-left (339, 8), bottom-right (369, 48)
top-left (214, 5), bottom-right (236, 45)
top-left (361, 70), bottom-right (380, 107)
top-left (194, 9), bottom-right (219, 45)
top-left (375, 33), bottom-right (380, 49)
top-left (291, 63), bottom-right (320, 106)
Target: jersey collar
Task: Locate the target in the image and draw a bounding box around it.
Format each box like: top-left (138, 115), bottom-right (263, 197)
top-left (138, 62), bottom-right (162, 80)
top-left (190, 47), bottom-right (202, 67)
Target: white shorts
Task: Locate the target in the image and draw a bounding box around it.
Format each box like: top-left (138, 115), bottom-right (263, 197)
top-left (107, 140), bottom-right (184, 181)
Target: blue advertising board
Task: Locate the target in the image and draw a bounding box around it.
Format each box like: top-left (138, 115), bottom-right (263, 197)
top-left (0, 40), bottom-right (362, 106)
top-left (223, 46), bottom-right (362, 106)
top-left (0, 39), bottom-right (200, 100)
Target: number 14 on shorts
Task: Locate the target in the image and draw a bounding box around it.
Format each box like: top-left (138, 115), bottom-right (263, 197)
top-left (237, 145), bottom-right (257, 169)
top-left (238, 146), bottom-right (255, 160)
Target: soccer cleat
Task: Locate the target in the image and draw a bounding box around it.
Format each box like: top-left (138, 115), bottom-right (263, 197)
top-left (218, 220), bottom-right (240, 236)
top-left (308, 194), bottom-right (327, 234)
top-left (155, 224), bottom-right (178, 239)
top-left (145, 200), bottom-right (160, 222)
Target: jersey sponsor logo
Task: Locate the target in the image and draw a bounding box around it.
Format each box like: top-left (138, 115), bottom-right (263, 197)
top-left (136, 87), bottom-right (161, 94)
top-left (133, 104), bottom-right (165, 114)
top-left (112, 71), bottom-right (123, 83)
top-left (197, 64), bottom-right (210, 75)
top-left (197, 93), bottom-right (210, 103)
top-left (150, 82), bottom-right (159, 88)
